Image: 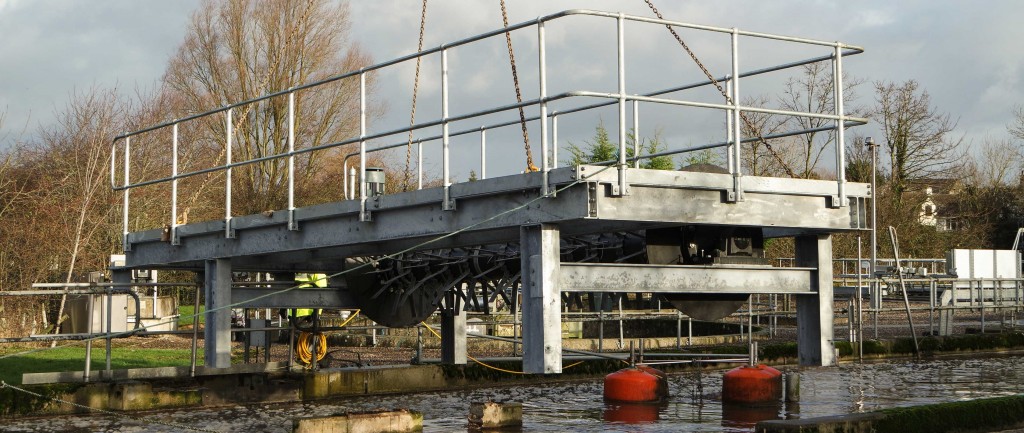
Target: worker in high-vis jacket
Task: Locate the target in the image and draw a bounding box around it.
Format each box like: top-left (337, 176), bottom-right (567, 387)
top-left (288, 273), bottom-right (327, 329)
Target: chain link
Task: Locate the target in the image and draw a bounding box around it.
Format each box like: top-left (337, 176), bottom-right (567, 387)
top-left (402, 0), bottom-right (429, 191)
top-left (642, 0), bottom-right (798, 178)
top-left (500, 0), bottom-right (539, 172)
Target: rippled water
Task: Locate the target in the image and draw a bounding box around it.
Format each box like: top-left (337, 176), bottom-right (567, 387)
top-left (4, 353), bottom-right (1023, 432)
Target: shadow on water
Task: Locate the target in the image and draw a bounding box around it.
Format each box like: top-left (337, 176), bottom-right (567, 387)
top-left (721, 402), bottom-right (783, 429)
top-left (4, 353), bottom-right (1024, 432)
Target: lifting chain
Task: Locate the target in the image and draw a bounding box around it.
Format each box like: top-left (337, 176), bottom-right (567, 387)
top-left (499, 0), bottom-right (539, 172)
top-left (642, 0), bottom-right (798, 178)
top-left (403, 0), bottom-right (429, 191)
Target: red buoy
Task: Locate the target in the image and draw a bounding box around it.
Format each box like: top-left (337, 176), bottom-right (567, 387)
top-left (634, 365), bottom-right (669, 398)
top-left (721, 364), bottom-right (782, 404)
top-left (604, 367), bottom-right (667, 402)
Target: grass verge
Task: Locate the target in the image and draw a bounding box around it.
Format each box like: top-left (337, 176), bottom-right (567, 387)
top-left (177, 305), bottom-right (205, 327)
top-left (0, 346), bottom-right (202, 385)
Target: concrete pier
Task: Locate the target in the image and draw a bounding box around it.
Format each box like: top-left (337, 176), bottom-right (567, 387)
top-left (293, 410), bottom-right (422, 433)
top-left (468, 401), bottom-right (523, 429)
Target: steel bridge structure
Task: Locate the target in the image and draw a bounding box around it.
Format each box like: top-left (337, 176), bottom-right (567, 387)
top-left (110, 10), bottom-right (869, 373)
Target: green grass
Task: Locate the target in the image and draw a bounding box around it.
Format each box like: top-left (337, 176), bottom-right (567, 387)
top-left (0, 346), bottom-right (202, 385)
top-left (177, 305), bottom-right (205, 327)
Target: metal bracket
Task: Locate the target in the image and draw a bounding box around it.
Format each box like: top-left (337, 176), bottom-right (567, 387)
top-left (225, 218), bottom-right (236, 239)
top-left (726, 173), bottom-right (744, 203)
top-left (828, 195), bottom-right (843, 209)
top-left (359, 198), bottom-right (372, 222)
top-left (442, 187), bottom-right (456, 211)
top-left (587, 183), bottom-right (599, 218)
top-left (287, 210), bottom-right (299, 231)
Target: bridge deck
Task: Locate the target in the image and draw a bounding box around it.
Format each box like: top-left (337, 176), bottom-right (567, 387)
top-left (123, 165), bottom-right (868, 272)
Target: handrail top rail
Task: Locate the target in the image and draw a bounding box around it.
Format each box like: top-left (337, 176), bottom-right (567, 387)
top-left (110, 8), bottom-right (863, 143)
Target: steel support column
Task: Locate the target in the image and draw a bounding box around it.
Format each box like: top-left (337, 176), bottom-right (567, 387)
top-left (521, 223), bottom-right (562, 374)
top-left (795, 234), bottom-right (835, 366)
top-left (203, 259), bottom-right (232, 368)
top-left (440, 292), bottom-right (467, 365)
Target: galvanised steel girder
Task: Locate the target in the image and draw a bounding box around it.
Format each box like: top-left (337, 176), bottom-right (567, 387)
top-left (122, 166), bottom-right (869, 272)
top-left (559, 263), bottom-right (816, 294)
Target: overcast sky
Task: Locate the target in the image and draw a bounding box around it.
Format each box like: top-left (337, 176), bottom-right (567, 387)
top-left (2, 0), bottom-right (1023, 180)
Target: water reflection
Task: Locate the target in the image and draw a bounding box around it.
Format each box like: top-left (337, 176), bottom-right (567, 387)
top-left (3, 353), bottom-right (1023, 432)
top-left (721, 402), bottom-right (782, 429)
top-left (603, 401), bottom-right (666, 424)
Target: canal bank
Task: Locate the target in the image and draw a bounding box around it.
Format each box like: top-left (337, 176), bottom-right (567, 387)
top-left (3, 349), bottom-right (1024, 432)
top-left (756, 395), bottom-right (1024, 433)
top-left (3, 332), bottom-right (1024, 421)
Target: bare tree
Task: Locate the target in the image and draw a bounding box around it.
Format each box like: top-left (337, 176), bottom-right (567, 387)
top-left (0, 111), bottom-right (25, 222)
top-left (739, 95), bottom-right (789, 176)
top-left (1011, 106), bottom-right (1024, 142)
top-left (964, 138), bottom-right (1022, 187)
top-left (36, 88), bottom-right (127, 337)
top-left (873, 80), bottom-right (962, 197)
top-left (162, 0), bottom-right (377, 216)
top-left (778, 63), bottom-right (864, 179)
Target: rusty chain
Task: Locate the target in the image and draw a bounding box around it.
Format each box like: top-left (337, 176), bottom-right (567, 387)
top-left (642, 0), bottom-right (798, 178)
top-left (403, 0), bottom-right (429, 191)
top-left (499, 0), bottom-right (539, 172)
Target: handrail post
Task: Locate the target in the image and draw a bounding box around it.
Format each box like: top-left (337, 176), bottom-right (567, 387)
top-left (287, 91), bottom-right (298, 230)
top-left (725, 77), bottom-right (734, 172)
top-left (105, 285), bottom-right (112, 376)
top-left (84, 293), bottom-right (93, 382)
top-left (480, 128), bottom-right (487, 180)
top-left (417, 140), bottom-right (424, 190)
top-left (614, 13), bottom-right (629, 197)
top-left (632, 100), bottom-right (640, 168)
top-left (729, 28), bottom-right (744, 203)
top-left (225, 108), bottom-right (235, 238)
top-left (441, 48), bottom-right (453, 210)
top-left (538, 21), bottom-right (550, 197)
top-left (122, 137), bottom-right (131, 251)
top-left (552, 114), bottom-right (559, 169)
top-left (359, 72), bottom-right (370, 220)
top-left (171, 122), bottom-right (180, 245)
top-left (833, 43), bottom-right (847, 208)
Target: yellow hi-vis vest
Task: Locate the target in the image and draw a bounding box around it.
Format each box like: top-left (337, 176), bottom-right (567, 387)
top-left (294, 273), bottom-right (327, 317)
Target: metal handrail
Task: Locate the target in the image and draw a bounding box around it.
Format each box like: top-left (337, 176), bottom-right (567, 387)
top-left (111, 8), bottom-right (866, 245)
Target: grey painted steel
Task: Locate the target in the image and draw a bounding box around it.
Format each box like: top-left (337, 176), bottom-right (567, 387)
top-left (230, 288), bottom-right (357, 309)
top-left (122, 167), bottom-right (869, 270)
top-left (559, 263), bottom-right (814, 294)
top-left (441, 304), bottom-right (467, 365)
top-left (204, 259), bottom-right (232, 368)
top-left (795, 235), bottom-right (836, 367)
top-left (521, 224), bottom-right (562, 374)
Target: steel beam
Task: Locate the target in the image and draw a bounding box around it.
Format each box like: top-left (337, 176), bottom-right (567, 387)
top-left (795, 234), bottom-right (836, 366)
top-left (230, 288), bottom-right (357, 309)
top-left (123, 167), bottom-right (869, 271)
top-left (521, 224), bottom-right (562, 374)
top-left (559, 263), bottom-right (814, 294)
top-left (203, 259), bottom-right (232, 368)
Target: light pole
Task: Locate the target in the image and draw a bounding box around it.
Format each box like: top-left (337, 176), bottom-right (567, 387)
top-left (865, 136), bottom-right (878, 278)
top-left (865, 136), bottom-right (879, 338)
